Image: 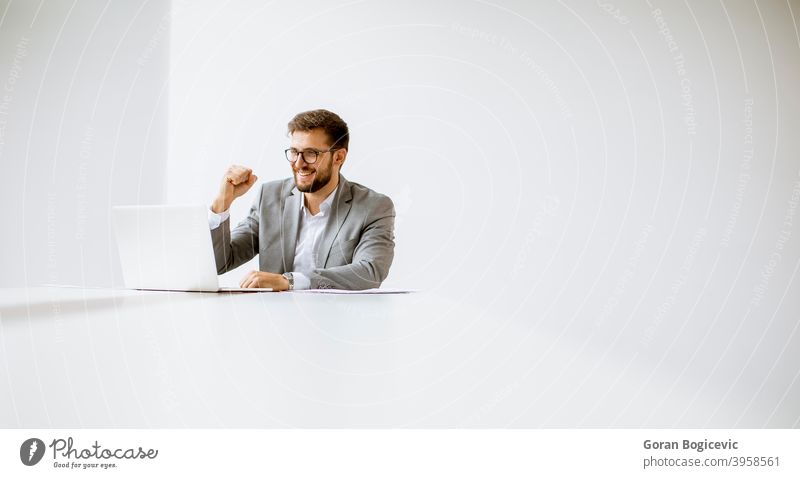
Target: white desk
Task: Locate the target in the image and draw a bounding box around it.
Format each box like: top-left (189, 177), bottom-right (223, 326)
top-left (0, 287), bottom-right (794, 428)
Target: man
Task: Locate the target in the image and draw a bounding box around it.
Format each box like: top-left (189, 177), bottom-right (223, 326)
top-left (208, 109), bottom-right (395, 291)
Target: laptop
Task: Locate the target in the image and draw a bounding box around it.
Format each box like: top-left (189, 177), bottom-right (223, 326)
top-left (112, 205), bottom-right (272, 292)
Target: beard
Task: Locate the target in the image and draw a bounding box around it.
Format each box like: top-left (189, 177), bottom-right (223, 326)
top-left (293, 160), bottom-right (333, 193)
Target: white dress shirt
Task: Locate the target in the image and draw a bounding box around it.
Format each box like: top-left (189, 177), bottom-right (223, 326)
top-left (208, 189), bottom-right (337, 290)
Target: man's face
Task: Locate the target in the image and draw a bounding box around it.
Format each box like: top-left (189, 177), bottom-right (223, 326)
top-left (290, 129), bottom-right (338, 193)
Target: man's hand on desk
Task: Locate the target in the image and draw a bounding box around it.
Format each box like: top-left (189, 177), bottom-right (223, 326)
top-left (239, 271), bottom-right (290, 291)
top-left (211, 164), bottom-right (258, 213)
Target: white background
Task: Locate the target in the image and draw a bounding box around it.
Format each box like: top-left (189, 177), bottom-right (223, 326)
top-left (1, 0), bottom-right (799, 428)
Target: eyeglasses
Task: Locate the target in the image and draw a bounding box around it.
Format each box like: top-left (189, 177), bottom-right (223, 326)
top-left (284, 148), bottom-right (338, 164)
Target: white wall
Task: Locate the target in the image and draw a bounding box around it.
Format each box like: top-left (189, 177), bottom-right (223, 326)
top-left (169, 0), bottom-right (798, 301)
top-left (0, 0), bottom-right (170, 287)
top-left (167, 0), bottom-right (800, 424)
top-left (2, 0), bottom-right (798, 426)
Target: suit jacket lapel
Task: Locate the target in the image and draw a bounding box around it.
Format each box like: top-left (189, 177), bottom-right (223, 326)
top-left (281, 183), bottom-right (301, 272)
top-left (318, 174), bottom-right (353, 267)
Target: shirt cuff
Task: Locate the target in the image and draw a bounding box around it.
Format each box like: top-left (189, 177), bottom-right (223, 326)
top-left (208, 208), bottom-right (230, 230)
top-left (291, 272), bottom-right (311, 290)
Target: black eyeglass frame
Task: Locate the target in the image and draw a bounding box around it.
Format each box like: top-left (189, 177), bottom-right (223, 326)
top-left (284, 147), bottom-right (340, 164)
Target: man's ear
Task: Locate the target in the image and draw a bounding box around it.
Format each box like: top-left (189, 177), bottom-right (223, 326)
top-left (335, 148), bottom-right (347, 167)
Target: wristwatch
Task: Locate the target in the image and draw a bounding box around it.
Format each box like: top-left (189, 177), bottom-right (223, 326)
top-left (282, 272), bottom-right (294, 291)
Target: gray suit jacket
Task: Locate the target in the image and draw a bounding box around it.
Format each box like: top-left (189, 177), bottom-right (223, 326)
top-left (210, 174), bottom-right (395, 290)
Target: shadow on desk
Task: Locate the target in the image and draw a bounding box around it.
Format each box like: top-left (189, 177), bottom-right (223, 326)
top-left (0, 288), bottom-right (197, 322)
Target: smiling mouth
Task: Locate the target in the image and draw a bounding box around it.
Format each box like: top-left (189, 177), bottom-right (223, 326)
top-left (296, 170), bottom-right (315, 178)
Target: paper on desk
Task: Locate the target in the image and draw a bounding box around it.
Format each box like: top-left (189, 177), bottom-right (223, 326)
top-left (291, 288), bottom-right (416, 294)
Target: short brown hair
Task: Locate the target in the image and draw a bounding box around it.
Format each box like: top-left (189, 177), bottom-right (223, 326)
top-left (287, 109), bottom-right (349, 150)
